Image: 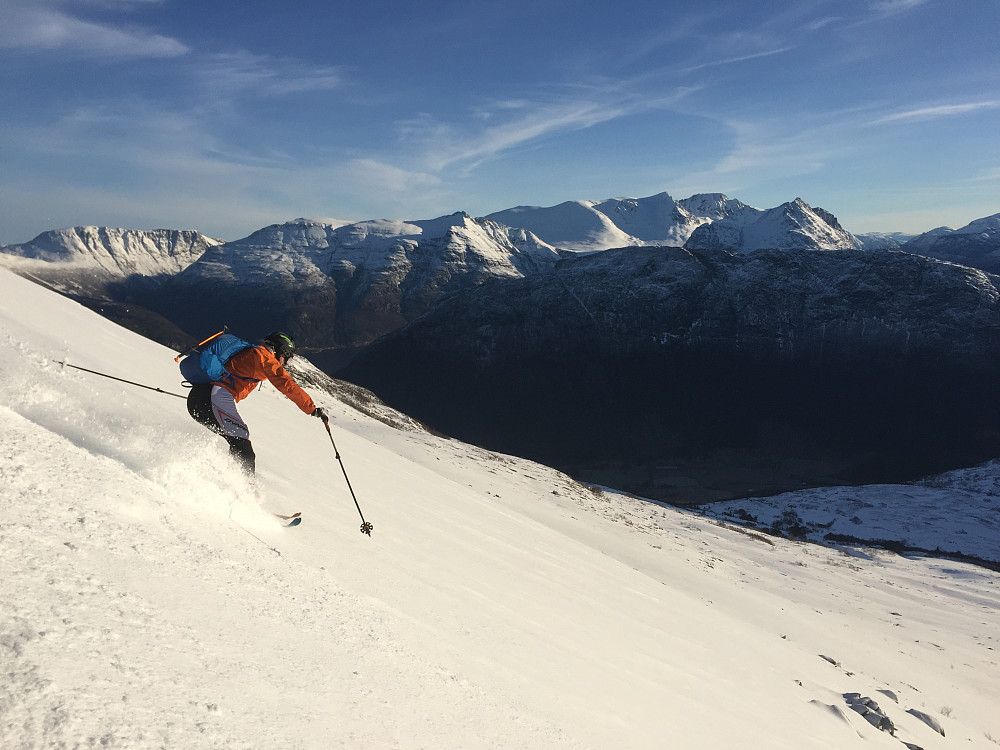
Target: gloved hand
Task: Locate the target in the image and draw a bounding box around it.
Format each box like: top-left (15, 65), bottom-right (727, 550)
top-left (312, 407), bottom-right (329, 423)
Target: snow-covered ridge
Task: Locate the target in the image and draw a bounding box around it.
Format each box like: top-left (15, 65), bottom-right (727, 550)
top-left (853, 232), bottom-right (916, 251)
top-left (0, 226), bottom-right (220, 278)
top-left (4, 196), bottom-right (998, 279)
top-left (906, 214), bottom-right (1000, 245)
top-left (685, 197), bottom-right (859, 253)
top-left (177, 212), bottom-right (560, 287)
top-left (901, 212), bottom-right (1000, 273)
top-left (486, 191), bottom-right (714, 252)
top-left (153, 213), bottom-right (562, 348)
top-left (487, 192), bottom-right (855, 253)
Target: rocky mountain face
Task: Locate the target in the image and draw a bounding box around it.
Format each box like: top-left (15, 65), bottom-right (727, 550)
top-left (900, 213), bottom-right (1000, 273)
top-left (684, 198), bottom-right (859, 253)
top-left (0, 227), bottom-right (220, 296)
top-left (340, 246), bottom-right (1000, 503)
top-left (146, 213), bottom-right (560, 353)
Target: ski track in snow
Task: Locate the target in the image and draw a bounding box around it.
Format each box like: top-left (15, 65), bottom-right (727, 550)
top-left (1, 266), bottom-right (999, 749)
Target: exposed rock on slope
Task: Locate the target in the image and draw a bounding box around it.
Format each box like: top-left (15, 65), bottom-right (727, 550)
top-left (685, 198), bottom-right (859, 253)
top-left (151, 213), bottom-right (560, 349)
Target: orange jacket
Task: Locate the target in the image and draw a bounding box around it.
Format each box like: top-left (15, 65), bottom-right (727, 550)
top-left (219, 345), bottom-right (316, 414)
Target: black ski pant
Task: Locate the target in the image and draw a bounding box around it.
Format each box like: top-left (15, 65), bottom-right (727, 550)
top-left (186, 383), bottom-right (256, 475)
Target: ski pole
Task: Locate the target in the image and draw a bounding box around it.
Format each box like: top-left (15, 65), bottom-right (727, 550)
top-left (174, 327), bottom-right (228, 363)
top-left (323, 420), bottom-right (373, 536)
top-left (57, 361), bottom-right (186, 399)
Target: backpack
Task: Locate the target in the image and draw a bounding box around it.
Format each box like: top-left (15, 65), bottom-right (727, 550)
top-left (179, 333), bottom-right (256, 387)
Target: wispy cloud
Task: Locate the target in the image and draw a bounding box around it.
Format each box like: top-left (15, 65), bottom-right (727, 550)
top-left (804, 16), bottom-right (843, 32)
top-left (663, 107), bottom-right (871, 202)
top-left (870, 0), bottom-right (930, 13)
top-left (681, 46), bottom-right (794, 74)
top-left (448, 101), bottom-right (627, 169)
top-left (713, 119), bottom-right (837, 177)
top-left (192, 51), bottom-right (344, 98)
top-left (399, 84), bottom-right (696, 174)
top-left (396, 102), bottom-right (612, 173)
top-left (335, 159), bottom-right (440, 194)
top-left (12, 101), bottom-right (223, 170)
top-left (872, 100), bottom-right (1000, 124)
top-left (396, 104), bottom-right (584, 172)
top-left (0, 2), bottom-right (187, 58)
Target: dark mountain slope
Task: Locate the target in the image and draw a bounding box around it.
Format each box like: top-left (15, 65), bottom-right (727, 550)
top-left (341, 247), bottom-right (1000, 503)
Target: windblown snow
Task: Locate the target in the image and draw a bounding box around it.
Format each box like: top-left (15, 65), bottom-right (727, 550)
top-left (1, 266), bottom-right (998, 749)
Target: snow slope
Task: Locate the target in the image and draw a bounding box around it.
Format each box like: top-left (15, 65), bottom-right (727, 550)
top-left (1, 266), bottom-right (998, 749)
top-left (702, 471), bottom-right (1000, 563)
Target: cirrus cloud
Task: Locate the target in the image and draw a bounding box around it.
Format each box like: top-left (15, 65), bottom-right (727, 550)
top-left (0, 3), bottom-right (187, 58)
top-left (872, 100), bottom-right (1000, 124)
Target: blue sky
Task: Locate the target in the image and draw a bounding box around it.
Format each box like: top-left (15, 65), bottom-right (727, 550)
top-left (2, 0), bottom-right (998, 244)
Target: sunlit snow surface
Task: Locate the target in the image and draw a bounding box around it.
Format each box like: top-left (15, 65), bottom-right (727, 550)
top-left (1, 266), bottom-right (998, 749)
top-left (702, 473), bottom-right (1000, 564)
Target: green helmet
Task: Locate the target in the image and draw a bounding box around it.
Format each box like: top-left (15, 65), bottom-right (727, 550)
top-left (264, 331), bottom-right (297, 361)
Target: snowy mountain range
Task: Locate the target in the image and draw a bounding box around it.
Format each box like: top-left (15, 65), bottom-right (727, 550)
top-left (4, 264), bottom-right (999, 749)
top-left (6, 196), bottom-right (994, 321)
top-left (485, 191), bottom-right (729, 251)
top-left (0, 191), bottom-right (947, 353)
top-left (0, 213), bottom-right (558, 351)
top-left (178, 213), bottom-right (558, 287)
top-left (900, 213), bottom-right (1000, 273)
top-left (486, 191), bottom-right (859, 253)
top-left (153, 212), bottom-right (560, 351)
top-left (0, 226), bottom-right (220, 295)
top-left (4, 196), bottom-right (997, 293)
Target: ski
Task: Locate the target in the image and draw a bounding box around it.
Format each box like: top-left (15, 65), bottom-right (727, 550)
top-left (273, 512), bottom-right (302, 527)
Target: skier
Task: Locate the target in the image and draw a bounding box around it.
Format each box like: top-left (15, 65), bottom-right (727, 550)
top-left (186, 331), bottom-right (328, 475)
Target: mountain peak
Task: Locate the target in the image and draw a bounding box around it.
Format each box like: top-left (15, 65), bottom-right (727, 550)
top-left (488, 192), bottom-right (716, 252)
top-left (0, 226), bottom-right (220, 277)
top-left (901, 212), bottom-right (1000, 273)
top-left (486, 192), bottom-right (861, 254)
top-left (686, 198), bottom-right (857, 253)
top-left (677, 193), bottom-right (749, 221)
